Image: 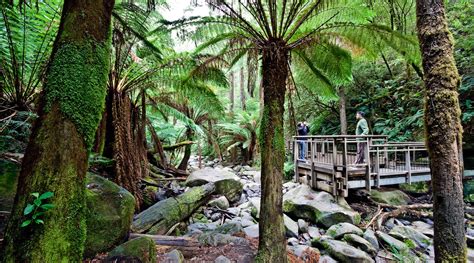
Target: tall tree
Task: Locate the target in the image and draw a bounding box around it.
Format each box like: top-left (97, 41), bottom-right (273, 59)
top-left (338, 87), bottom-right (348, 135)
top-left (192, 0), bottom-right (417, 260)
top-left (416, 0), bottom-right (466, 261)
top-left (240, 66), bottom-right (246, 110)
top-left (1, 0), bottom-right (114, 261)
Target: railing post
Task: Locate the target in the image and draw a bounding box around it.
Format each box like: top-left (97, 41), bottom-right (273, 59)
top-left (332, 138), bottom-right (338, 196)
top-left (294, 139), bottom-right (299, 183)
top-left (405, 146), bottom-right (412, 184)
top-left (365, 137), bottom-right (371, 191)
top-left (375, 147), bottom-right (380, 188)
top-left (310, 139), bottom-right (315, 188)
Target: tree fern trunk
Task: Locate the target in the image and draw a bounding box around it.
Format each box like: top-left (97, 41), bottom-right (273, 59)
top-left (178, 128), bottom-right (193, 170)
top-left (416, 0), bottom-right (466, 261)
top-left (240, 66), bottom-right (246, 110)
top-left (338, 87), bottom-right (347, 135)
top-left (229, 71), bottom-right (235, 112)
top-left (1, 0), bottom-right (114, 261)
top-left (256, 41), bottom-right (287, 263)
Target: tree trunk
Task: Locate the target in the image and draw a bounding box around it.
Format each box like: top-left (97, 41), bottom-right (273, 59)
top-left (178, 128), bottom-right (193, 170)
top-left (416, 1), bottom-right (466, 262)
top-left (229, 71), bottom-right (235, 112)
top-left (256, 41), bottom-right (287, 262)
top-left (1, 0), bottom-right (114, 261)
top-left (240, 66), bottom-right (246, 110)
top-left (338, 87), bottom-right (347, 135)
top-left (247, 50), bottom-right (257, 97)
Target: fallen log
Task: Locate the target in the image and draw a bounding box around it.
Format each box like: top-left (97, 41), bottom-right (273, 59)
top-left (372, 204), bottom-right (433, 230)
top-left (163, 141), bottom-right (195, 151)
top-left (129, 233), bottom-right (200, 247)
top-left (131, 183), bottom-right (215, 235)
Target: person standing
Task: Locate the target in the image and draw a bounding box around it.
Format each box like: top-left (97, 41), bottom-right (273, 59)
top-left (355, 111), bottom-right (369, 164)
top-left (297, 121), bottom-right (310, 160)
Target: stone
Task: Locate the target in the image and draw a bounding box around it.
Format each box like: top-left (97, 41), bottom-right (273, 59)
top-left (185, 167), bottom-right (243, 202)
top-left (208, 196), bottom-right (230, 210)
top-left (106, 237), bottom-right (156, 263)
top-left (314, 237), bottom-right (374, 263)
top-left (215, 255), bottom-right (231, 263)
top-left (241, 217), bottom-right (256, 227)
top-left (243, 224), bottom-right (259, 238)
top-left (84, 173), bottom-right (135, 258)
top-left (376, 231), bottom-right (410, 253)
top-left (132, 183), bottom-right (215, 234)
top-left (242, 171), bottom-right (261, 183)
top-left (370, 189), bottom-right (411, 206)
top-left (288, 237), bottom-right (299, 246)
top-left (198, 232), bottom-right (249, 246)
top-left (467, 236), bottom-right (474, 248)
top-left (363, 229), bottom-right (380, 251)
top-left (298, 219), bottom-right (309, 233)
top-left (249, 197), bottom-right (261, 218)
top-left (308, 226), bottom-right (321, 239)
top-left (327, 223), bottom-right (364, 239)
top-left (160, 249), bottom-right (184, 263)
top-left (384, 218), bottom-right (396, 230)
top-left (284, 214), bottom-right (299, 238)
top-left (289, 245), bottom-right (320, 259)
top-left (343, 234), bottom-right (377, 255)
top-left (389, 225), bottom-right (431, 249)
top-left (319, 255), bottom-right (338, 263)
top-left (411, 221), bottom-right (434, 237)
top-left (187, 222), bottom-right (219, 234)
top-left (283, 184), bottom-right (360, 228)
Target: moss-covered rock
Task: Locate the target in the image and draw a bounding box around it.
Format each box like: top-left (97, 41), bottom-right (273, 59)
top-left (370, 189), bottom-right (411, 206)
top-left (313, 237), bottom-right (374, 263)
top-left (186, 167), bottom-right (242, 202)
top-left (327, 223), bottom-right (363, 239)
top-left (84, 173), bottom-right (136, 258)
top-left (343, 234), bottom-right (377, 256)
top-left (106, 237), bottom-right (156, 263)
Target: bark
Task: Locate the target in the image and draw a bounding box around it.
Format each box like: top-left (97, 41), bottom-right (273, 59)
top-left (247, 52), bottom-right (257, 97)
top-left (178, 128), bottom-right (193, 170)
top-left (93, 108), bottom-right (107, 154)
top-left (416, 0), bottom-right (466, 261)
top-left (240, 66), bottom-right (246, 110)
top-left (229, 71), bottom-right (235, 112)
top-left (1, 0), bottom-right (114, 261)
top-left (338, 87), bottom-right (347, 135)
top-left (256, 41), bottom-right (288, 262)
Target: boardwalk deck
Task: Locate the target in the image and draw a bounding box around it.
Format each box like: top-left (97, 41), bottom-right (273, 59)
top-left (291, 135), bottom-right (472, 197)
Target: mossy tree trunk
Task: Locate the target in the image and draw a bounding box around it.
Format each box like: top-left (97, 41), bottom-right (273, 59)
top-left (178, 128), bottom-right (194, 170)
top-left (338, 87), bottom-right (347, 135)
top-left (1, 0), bottom-right (114, 261)
top-left (256, 41), bottom-right (287, 262)
top-left (416, 0), bottom-right (466, 262)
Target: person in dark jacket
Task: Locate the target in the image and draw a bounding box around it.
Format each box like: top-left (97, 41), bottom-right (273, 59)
top-left (297, 121), bottom-right (310, 160)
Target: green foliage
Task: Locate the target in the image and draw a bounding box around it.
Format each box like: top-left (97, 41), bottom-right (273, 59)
top-left (0, 111), bottom-right (36, 153)
top-left (284, 162), bottom-right (295, 181)
top-left (44, 42), bottom-right (110, 149)
top-left (21, 191), bottom-right (55, 228)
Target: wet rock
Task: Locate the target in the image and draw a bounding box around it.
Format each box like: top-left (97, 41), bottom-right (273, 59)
top-left (343, 234), bottom-right (377, 255)
top-left (243, 224), bottom-right (259, 238)
top-left (106, 237), bottom-right (156, 263)
top-left (185, 167), bottom-right (243, 202)
top-left (363, 229), bottom-right (380, 251)
top-left (370, 189), bottom-right (411, 206)
top-left (84, 173), bottom-right (135, 258)
top-left (208, 196), bottom-right (230, 210)
top-left (161, 249), bottom-right (184, 263)
top-left (376, 231), bottom-right (409, 253)
top-left (314, 237), bottom-right (374, 263)
top-left (298, 219), bottom-right (309, 233)
top-left (215, 255), bottom-right (231, 263)
top-left (389, 225), bottom-right (431, 249)
top-left (283, 184), bottom-right (360, 228)
top-left (327, 223), bottom-right (363, 239)
top-left (284, 214), bottom-right (299, 238)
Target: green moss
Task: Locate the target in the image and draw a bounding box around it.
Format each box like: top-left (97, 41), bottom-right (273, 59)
top-left (107, 237), bottom-right (157, 263)
top-left (44, 42), bottom-right (110, 149)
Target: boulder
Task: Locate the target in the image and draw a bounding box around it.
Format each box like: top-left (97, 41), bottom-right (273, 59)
top-left (326, 223), bottom-right (363, 239)
top-left (343, 234), bottom-right (377, 255)
top-left (249, 197), bottom-right (261, 218)
top-left (283, 185), bottom-right (360, 228)
top-left (132, 183), bottom-right (215, 234)
top-left (314, 237), bottom-right (374, 263)
top-left (370, 189), bottom-right (410, 206)
top-left (186, 167), bottom-right (243, 202)
top-left (319, 255), bottom-right (338, 263)
top-left (84, 173), bottom-right (135, 258)
top-left (308, 226), bottom-right (321, 239)
top-left (284, 214), bottom-right (299, 237)
top-left (389, 225), bottom-right (431, 249)
top-left (215, 255), bottom-right (232, 263)
top-left (411, 221), bottom-right (434, 237)
top-left (298, 219), bottom-right (309, 234)
top-left (160, 249), bottom-right (184, 263)
top-left (242, 171), bottom-right (261, 183)
top-left (363, 229), bottom-right (380, 251)
top-left (244, 224), bottom-right (259, 238)
top-left (208, 196), bottom-right (230, 210)
top-left (106, 237), bottom-right (156, 263)
top-left (288, 245), bottom-right (320, 259)
top-left (376, 231), bottom-right (410, 253)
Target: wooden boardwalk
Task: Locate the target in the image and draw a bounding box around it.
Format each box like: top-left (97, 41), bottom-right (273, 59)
top-left (291, 135), bottom-right (473, 197)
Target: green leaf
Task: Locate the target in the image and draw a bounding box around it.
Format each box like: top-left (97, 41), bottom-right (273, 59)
top-left (23, 204), bottom-right (34, 215)
top-left (39, 192), bottom-right (54, 200)
top-left (31, 193), bottom-right (39, 198)
top-left (21, 220), bottom-right (32, 228)
top-left (40, 204), bottom-right (55, 210)
top-left (34, 219), bottom-right (44, 224)
top-left (33, 199), bottom-right (42, 207)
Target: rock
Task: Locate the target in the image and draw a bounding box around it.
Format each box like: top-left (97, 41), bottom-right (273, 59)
top-left (370, 189), bottom-right (411, 206)
top-left (376, 231), bottom-right (409, 253)
top-left (160, 249), bottom-right (184, 263)
top-left (319, 255), bottom-right (338, 263)
top-left (241, 217), bottom-right (256, 227)
top-left (233, 165), bottom-right (242, 172)
top-left (185, 167), bottom-right (243, 202)
top-left (314, 237), bottom-right (374, 263)
top-left (298, 219), bottom-right (309, 233)
top-left (249, 197), bottom-right (261, 218)
top-left (283, 181), bottom-right (299, 190)
top-left (243, 224), bottom-right (259, 238)
top-left (242, 171), bottom-right (261, 183)
top-left (363, 229), bottom-right (380, 251)
top-left (289, 245), bottom-right (319, 259)
top-left (343, 234), bottom-right (377, 255)
top-left (467, 236), bottom-right (474, 248)
top-left (308, 226), bottom-right (321, 239)
top-left (288, 237), bottom-right (299, 246)
top-left (303, 233), bottom-right (311, 241)
top-left (106, 237), bottom-right (156, 263)
top-left (210, 213), bottom-right (222, 221)
top-left (214, 222), bottom-right (243, 235)
top-left (284, 214), bottom-right (299, 238)
top-left (208, 196), bottom-right (230, 210)
top-left (198, 232), bottom-right (249, 246)
top-left (132, 183), bottom-right (215, 234)
top-left (84, 173), bottom-right (135, 258)
top-left (215, 255), bottom-right (232, 263)
top-left (283, 185), bottom-right (360, 228)
top-left (227, 207), bottom-right (241, 216)
top-left (327, 223), bottom-right (363, 239)
top-left (242, 165), bottom-right (254, 171)
top-left (389, 225), bottom-right (431, 249)
top-left (384, 218), bottom-right (396, 230)
top-left (187, 222), bottom-right (219, 234)
top-left (411, 221), bottom-right (434, 237)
